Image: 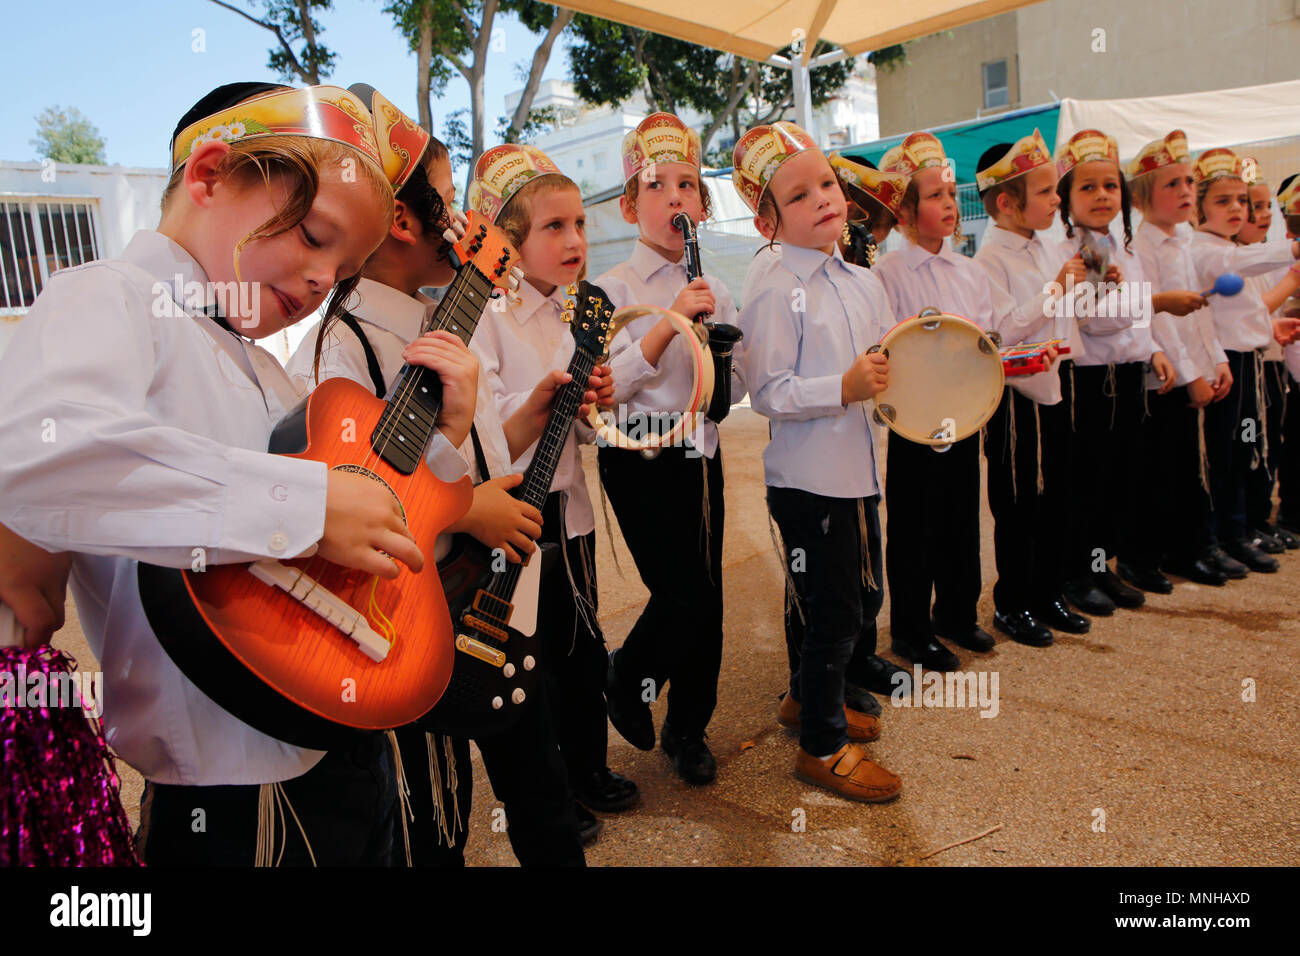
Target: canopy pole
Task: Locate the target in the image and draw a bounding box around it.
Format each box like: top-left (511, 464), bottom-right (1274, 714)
top-left (792, 59), bottom-right (814, 132)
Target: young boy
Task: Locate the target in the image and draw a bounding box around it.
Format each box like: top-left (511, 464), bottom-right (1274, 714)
top-left (593, 113), bottom-right (738, 784)
top-left (1275, 174), bottom-right (1300, 536)
top-left (973, 130), bottom-right (1091, 641)
top-left (736, 121), bottom-right (900, 802)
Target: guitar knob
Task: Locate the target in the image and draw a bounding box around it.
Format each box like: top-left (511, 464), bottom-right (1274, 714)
top-left (523, 655), bottom-right (536, 670)
top-left (491, 696), bottom-right (504, 710)
top-left (511, 688), bottom-right (526, 705)
top-left (503, 663), bottom-right (515, 678)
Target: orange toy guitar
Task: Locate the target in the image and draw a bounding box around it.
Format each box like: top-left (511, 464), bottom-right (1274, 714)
top-left (139, 213), bottom-right (518, 750)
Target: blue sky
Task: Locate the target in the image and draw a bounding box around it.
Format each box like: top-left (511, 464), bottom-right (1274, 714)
top-left (0, 0), bottom-right (572, 171)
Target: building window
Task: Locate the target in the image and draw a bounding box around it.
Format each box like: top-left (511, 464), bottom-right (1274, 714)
top-left (1, 198), bottom-right (101, 315)
top-left (593, 151), bottom-right (607, 171)
top-left (982, 60), bottom-right (1009, 110)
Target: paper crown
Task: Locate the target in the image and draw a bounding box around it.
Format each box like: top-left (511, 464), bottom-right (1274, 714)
top-left (622, 112), bottom-right (701, 185)
top-left (1125, 130), bottom-right (1189, 180)
top-left (829, 153), bottom-right (908, 217)
top-left (1194, 148), bottom-right (1245, 184)
top-left (1240, 156), bottom-right (1265, 186)
top-left (467, 143), bottom-right (565, 222)
top-left (1279, 175), bottom-right (1300, 216)
top-left (1055, 129), bottom-right (1120, 176)
top-left (171, 85), bottom-right (382, 176)
top-left (975, 129), bottom-right (1052, 192)
top-left (880, 132), bottom-right (946, 177)
top-left (349, 83), bottom-right (430, 189)
top-left (731, 121), bottom-right (818, 214)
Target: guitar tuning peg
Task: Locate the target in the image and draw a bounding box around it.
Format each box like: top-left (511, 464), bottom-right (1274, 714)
top-left (562, 311), bottom-right (573, 324)
top-left (564, 298), bottom-right (576, 311)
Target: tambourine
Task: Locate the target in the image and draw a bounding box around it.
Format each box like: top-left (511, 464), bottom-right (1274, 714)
top-left (586, 304), bottom-right (714, 452)
top-left (868, 307), bottom-right (1005, 449)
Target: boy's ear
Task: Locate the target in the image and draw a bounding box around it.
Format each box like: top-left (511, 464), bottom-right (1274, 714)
top-left (996, 192), bottom-right (1017, 220)
top-left (388, 198), bottom-right (418, 246)
top-left (753, 214), bottom-right (776, 241)
top-left (183, 140), bottom-right (234, 207)
top-left (619, 194), bottom-right (638, 225)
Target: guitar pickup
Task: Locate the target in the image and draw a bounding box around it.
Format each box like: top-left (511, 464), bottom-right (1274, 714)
top-left (471, 590), bottom-right (513, 626)
top-left (455, 633), bottom-right (506, 667)
top-left (247, 559), bottom-right (390, 662)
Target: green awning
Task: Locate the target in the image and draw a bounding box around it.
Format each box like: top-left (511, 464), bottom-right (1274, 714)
top-left (840, 103), bottom-right (1060, 185)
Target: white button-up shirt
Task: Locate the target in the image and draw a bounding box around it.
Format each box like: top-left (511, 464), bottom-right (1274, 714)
top-left (470, 279), bottom-right (595, 538)
top-left (596, 240), bottom-right (743, 459)
top-left (973, 225), bottom-right (1081, 404)
top-left (738, 243), bottom-right (890, 499)
top-left (1132, 221), bottom-right (1226, 386)
top-left (1189, 232), bottom-right (1295, 353)
top-left (1053, 229), bottom-right (1157, 366)
top-left (0, 230), bottom-right (333, 786)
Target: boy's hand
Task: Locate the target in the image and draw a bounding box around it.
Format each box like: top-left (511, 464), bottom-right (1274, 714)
top-left (669, 278), bottom-right (716, 322)
top-left (1186, 377), bottom-right (1215, 408)
top-left (0, 522), bottom-right (72, 648)
top-left (1151, 351), bottom-right (1175, 395)
top-left (1272, 316), bottom-right (1300, 346)
top-left (1211, 362), bottom-right (1233, 401)
top-left (1158, 290), bottom-right (1209, 316)
top-left (582, 364), bottom-right (614, 418)
top-left (843, 350), bottom-right (889, 405)
top-left (1104, 264), bottom-right (1124, 285)
top-left (1055, 255), bottom-right (1086, 288)
top-left (320, 471), bottom-right (423, 579)
top-left (456, 473), bottom-right (542, 564)
top-left (402, 330), bottom-right (478, 448)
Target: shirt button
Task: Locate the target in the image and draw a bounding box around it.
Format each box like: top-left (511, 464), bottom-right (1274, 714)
top-left (269, 532), bottom-right (289, 554)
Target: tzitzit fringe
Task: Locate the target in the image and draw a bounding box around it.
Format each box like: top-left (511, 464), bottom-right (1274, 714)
top-left (596, 473), bottom-right (626, 579)
top-left (1008, 388), bottom-right (1018, 501)
top-left (1034, 401), bottom-right (1045, 494)
top-left (766, 510), bottom-right (805, 627)
top-left (558, 496), bottom-right (599, 651)
top-left (698, 452), bottom-right (716, 586)
top-left (1104, 362), bottom-right (1119, 430)
top-left (254, 781), bottom-right (316, 867)
top-left (1197, 406), bottom-right (1211, 495)
top-left (1068, 362), bottom-right (1077, 431)
top-left (1253, 351), bottom-right (1270, 475)
top-left (386, 729), bottom-right (413, 866)
top-left (856, 497), bottom-right (877, 591)
top-left (425, 732), bottom-right (463, 848)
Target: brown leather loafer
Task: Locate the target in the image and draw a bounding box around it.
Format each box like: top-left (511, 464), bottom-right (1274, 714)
top-left (777, 694), bottom-right (881, 741)
top-left (794, 744), bottom-right (901, 803)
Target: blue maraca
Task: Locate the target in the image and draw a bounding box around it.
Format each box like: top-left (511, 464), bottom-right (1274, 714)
top-left (1201, 272), bottom-right (1244, 298)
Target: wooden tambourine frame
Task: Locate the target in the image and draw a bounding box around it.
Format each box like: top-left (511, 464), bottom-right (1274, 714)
top-left (586, 305), bottom-right (714, 452)
top-left (868, 308), bottom-right (1005, 450)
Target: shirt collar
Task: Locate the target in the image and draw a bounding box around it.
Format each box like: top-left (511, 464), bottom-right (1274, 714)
top-left (1137, 219), bottom-right (1186, 248)
top-left (124, 230), bottom-right (213, 316)
top-left (1192, 228), bottom-right (1234, 247)
top-left (629, 239), bottom-right (686, 283)
top-left (986, 225), bottom-right (1037, 252)
top-left (778, 243), bottom-right (839, 281)
top-left (900, 236), bottom-right (963, 271)
top-left (347, 277), bottom-right (431, 340)
top-left (512, 277), bottom-right (572, 326)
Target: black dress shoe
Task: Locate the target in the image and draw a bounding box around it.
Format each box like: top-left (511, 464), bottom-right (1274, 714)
top-left (574, 801), bottom-right (602, 845)
top-left (605, 650), bottom-right (655, 751)
top-left (1248, 528), bottom-right (1285, 555)
top-left (992, 610), bottom-right (1053, 647)
top-left (1093, 569), bottom-right (1145, 608)
top-left (1162, 556), bottom-right (1227, 587)
top-left (1277, 515), bottom-right (1300, 537)
top-left (1063, 577), bottom-right (1115, 616)
top-left (850, 654), bottom-right (913, 696)
top-left (1033, 598), bottom-right (1091, 634)
top-left (574, 767), bottom-right (640, 812)
top-left (935, 624), bottom-right (995, 652)
top-left (890, 636), bottom-right (960, 672)
top-left (661, 723), bottom-right (716, 785)
top-left (843, 682), bottom-right (883, 716)
top-left (1225, 538), bottom-right (1279, 573)
top-left (1265, 522), bottom-right (1300, 550)
top-left (1116, 560), bottom-right (1173, 595)
top-left (1202, 545), bottom-right (1248, 580)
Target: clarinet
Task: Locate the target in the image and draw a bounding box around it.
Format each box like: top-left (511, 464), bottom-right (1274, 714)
top-left (673, 213), bottom-right (743, 424)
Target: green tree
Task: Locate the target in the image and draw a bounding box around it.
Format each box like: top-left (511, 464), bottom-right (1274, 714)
top-left (31, 106), bottom-right (106, 165)
top-left (207, 0), bottom-right (337, 83)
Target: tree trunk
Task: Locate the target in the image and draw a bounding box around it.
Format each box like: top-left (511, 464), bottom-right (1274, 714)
top-left (464, 0), bottom-right (499, 202)
top-left (416, 2), bottom-right (434, 132)
top-left (504, 8), bottom-right (574, 143)
top-left (294, 0), bottom-right (320, 83)
top-left (700, 57), bottom-right (757, 157)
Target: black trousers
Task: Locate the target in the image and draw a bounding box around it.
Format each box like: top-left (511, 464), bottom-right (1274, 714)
top-left (392, 682), bottom-right (585, 867)
top-left (1065, 362), bottom-right (1145, 577)
top-left (767, 487), bottom-right (883, 757)
top-left (1123, 385), bottom-right (1212, 569)
top-left (984, 386), bottom-right (1067, 611)
top-left (1279, 369), bottom-right (1300, 527)
top-left (597, 445), bottom-right (725, 738)
top-left (137, 732), bottom-right (396, 866)
top-left (1204, 350), bottom-right (1263, 543)
top-left (538, 491), bottom-right (609, 788)
top-left (885, 432), bottom-right (981, 645)
top-left (1246, 359), bottom-right (1289, 529)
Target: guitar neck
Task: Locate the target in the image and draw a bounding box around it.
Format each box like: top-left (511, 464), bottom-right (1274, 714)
top-left (516, 341), bottom-right (598, 512)
top-left (370, 264), bottom-right (494, 474)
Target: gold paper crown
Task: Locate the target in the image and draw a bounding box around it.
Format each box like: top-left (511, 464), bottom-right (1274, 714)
top-left (1279, 175), bottom-right (1300, 216)
top-left (622, 112), bottom-right (702, 185)
top-left (1194, 148), bottom-right (1244, 184)
top-left (351, 85), bottom-right (431, 189)
top-left (467, 144), bottom-right (565, 223)
top-left (171, 85), bottom-right (382, 176)
top-left (731, 121), bottom-right (818, 215)
top-left (829, 153), bottom-right (908, 217)
top-left (976, 129), bottom-right (1052, 192)
top-left (880, 132), bottom-right (946, 177)
top-left (1125, 130), bottom-right (1189, 180)
top-left (1055, 129), bottom-right (1120, 176)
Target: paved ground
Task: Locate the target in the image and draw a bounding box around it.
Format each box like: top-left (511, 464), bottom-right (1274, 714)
top-left (56, 408), bottom-right (1300, 866)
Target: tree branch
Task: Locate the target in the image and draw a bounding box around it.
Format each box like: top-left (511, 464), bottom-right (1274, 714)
top-left (505, 8), bottom-right (575, 142)
top-left (206, 0), bottom-right (314, 83)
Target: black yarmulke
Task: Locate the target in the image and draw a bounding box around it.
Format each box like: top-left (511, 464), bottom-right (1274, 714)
top-left (170, 82), bottom-right (287, 155)
top-left (1279, 173), bottom-right (1298, 198)
top-left (976, 143), bottom-right (1015, 190)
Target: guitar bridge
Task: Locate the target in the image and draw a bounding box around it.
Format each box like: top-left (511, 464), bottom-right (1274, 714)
top-left (455, 633), bottom-right (506, 667)
top-left (247, 559), bottom-right (390, 662)
top-left (462, 613), bottom-right (507, 642)
top-left (465, 590), bottom-right (512, 640)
